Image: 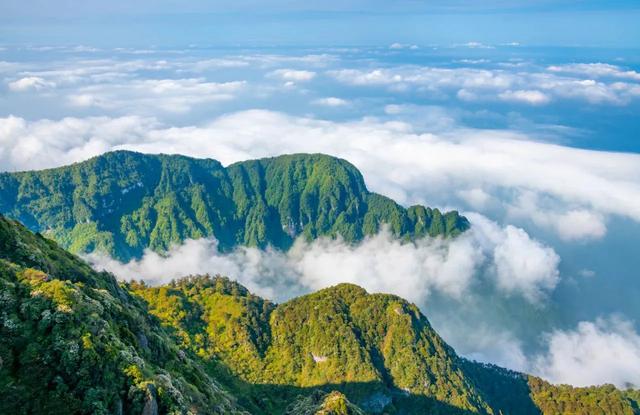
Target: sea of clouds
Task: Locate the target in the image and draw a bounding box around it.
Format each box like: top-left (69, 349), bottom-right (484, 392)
top-left (2, 45), bottom-right (640, 387)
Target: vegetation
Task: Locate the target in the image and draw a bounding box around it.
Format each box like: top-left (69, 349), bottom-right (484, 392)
top-left (130, 273), bottom-right (640, 415)
top-left (0, 151), bottom-right (469, 260)
top-left (131, 277), bottom-right (492, 414)
top-left (0, 215), bottom-right (247, 414)
top-left (528, 377), bottom-right (640, 415)
top-left (1, 213), bottom-right (639, 414)
top-left (285, 391), bottom-right (366, 415)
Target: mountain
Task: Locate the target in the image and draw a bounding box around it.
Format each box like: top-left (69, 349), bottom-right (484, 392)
top-left (0, 215), bottom-right (247, 414)
top-left (130, 277), bottom-right (491, 414)
top-left (0, 151), bottom-right (469, 261)
top-left (132, 275), bottom-right (640, 415)
top-left (2, 213), bottom-right (639, 415)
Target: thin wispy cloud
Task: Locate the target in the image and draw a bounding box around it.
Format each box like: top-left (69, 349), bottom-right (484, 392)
top-left (329, 65), bottom-right (640, 105)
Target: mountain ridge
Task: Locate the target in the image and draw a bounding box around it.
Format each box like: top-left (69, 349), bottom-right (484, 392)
top-left (1, 213), bottom-right (640, 414)
top-left (0, 151), bottom-right (469, 261)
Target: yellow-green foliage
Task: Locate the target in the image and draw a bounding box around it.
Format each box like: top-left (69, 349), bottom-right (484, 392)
top-left (133, 274), bottom-right (640, 415)
top-left (285, 390), bottom-right (367, 415)
top-left (3, 214), bottom-right (640, 415)
top-left (0, 215), bottom-right (248, 415)
top-left (133, 276), bottom-right (493, 414)
top-left (528, 376), bottom-right (639, 415)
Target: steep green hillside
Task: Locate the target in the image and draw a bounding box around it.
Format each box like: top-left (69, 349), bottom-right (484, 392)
top-left (0, 151), bottom-right (469, 261)
top-left (2, 213), bottom-right (639, 415)
top-left (130, 274), bottom-right (640, 415)
top-left (285, 391), bottom-right (366, 415)
top-left (0, 215), bottom-right (248, 414)
top-left (131, 276), bottom-right (492, 414)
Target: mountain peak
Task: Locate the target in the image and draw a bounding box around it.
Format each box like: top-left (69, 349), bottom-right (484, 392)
top-left (0, 151), bottom-right (469, 261)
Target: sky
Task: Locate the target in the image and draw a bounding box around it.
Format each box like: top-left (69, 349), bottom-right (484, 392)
top-left (1, 0), bottom-right (640, 389)
top-left (2, 0), bottom-right (640, 47)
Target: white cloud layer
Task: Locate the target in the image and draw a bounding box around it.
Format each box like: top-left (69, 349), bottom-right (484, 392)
top-left (329, 65), bottom-right (640, 105)
top-left (498, 89), bottom-right (551, 105)
top-left (86, 220), bottom-right (558, 305)
top-left (547, 63), bottom-right (640, 81)
top-left (68, 78), bottom-right (246, 113)
top-left (1, 110), bottom-right (639, 242)
top-left (312, 97), bottom-right (349, 106)
top-left (268, 68), bottom-right (316, 82)
top-left (479, 222), bottom-right (560, 303)
top-left (533, 317), bottom-right (640, 388)
top-left (8, 76), bottom-right (56, 91)
top-left (508, 191), bottom-right (608, 241)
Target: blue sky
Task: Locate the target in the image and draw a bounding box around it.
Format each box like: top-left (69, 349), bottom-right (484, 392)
top-left (1, 0), bottom-right (640, 388)
top-left (2, 0), bottom-right (640, 47)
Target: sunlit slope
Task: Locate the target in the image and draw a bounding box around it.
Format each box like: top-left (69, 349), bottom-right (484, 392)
top-left (133, 275), bottom-right (640, 415)
top-left (0, 151), bottom-right (469, 261)
top-left (0, 215), bottom-right (248, 414)
top-left (2, 213), bottom-right (638, 414)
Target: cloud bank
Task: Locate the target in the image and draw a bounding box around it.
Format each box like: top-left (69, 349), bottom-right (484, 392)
top-left (329, 64), bottom-right (640, 105)
top-left (2, 110), bottom-right (639, 242)
top-left (534, 316), bottom-right (640, 388)
top-left (85, 221), bottom-right (640, 387)
top-left (87, 219), bottom-right (558, 306)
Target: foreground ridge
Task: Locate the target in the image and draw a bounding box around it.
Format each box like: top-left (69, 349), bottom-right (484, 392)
top-left (0, 151), bottom-right (469, 261)
top-left (1, 214), bottom-right (638, 414)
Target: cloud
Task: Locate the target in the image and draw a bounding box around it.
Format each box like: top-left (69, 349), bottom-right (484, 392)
top-left (457, 188), bottom-right (493, 210)
top-left (456, 42), bottom-right (495, 49)
top-left (508, 191), bottom-right (607, 241)
top-left (312, 97), bottom-right (349, 106)
top-left (188, 58), bottom-right (251, 71)
top-left (8, 76), bottom-right (56, 91)
top-left (498, 89), bottom-right (551, 105)
top-left (533, 316), bottom-right (640, 388)
top-left (470, 214), bottom-right (560, 302)
top-left (492, 226), bottom-right (560, 302)
top-left (67, 78), bottom-right (246, 113)
top-left (241, 54), bottom-right (336, 68)
top-left (328, 65), bottom-right (640, 105)
top-left (389, 43), bottom-right (419, 50)
top-left (288, 227), bottom-right (483, 301)
top-left (455, 325), bottom-right (529, 371)
top-left (86, 220), bottom-right (558, 305)
top-left (86, 238), bottom-right (306, 301)
top-left (268, 69), bottom-right (316, 82)
top-left (15, 58), bottom-right (174, 86)
top-left (0, 115), bottom-right (158, 171)
top-left (548, 63), bottom-right (640, 81)
top-left (554, 210), bottom-right (607, 241)
top-left (329, 67), bottom-right (512, 90)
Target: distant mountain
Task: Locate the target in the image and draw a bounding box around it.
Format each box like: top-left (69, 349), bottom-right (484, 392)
top-left (0, 151), bottom-right (469, 261)
top-left (1, 213), bottom-right (639, 414)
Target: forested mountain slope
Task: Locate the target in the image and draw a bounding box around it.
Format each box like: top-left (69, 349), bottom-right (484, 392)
top-left (0, 215), bottom-right (247, 414)
top-left (0, 151), bottom-right (468, 261)
top-left (133, 276), bottom-right (640, 415)
top-left (2, 213), bottom-right (638, 415)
